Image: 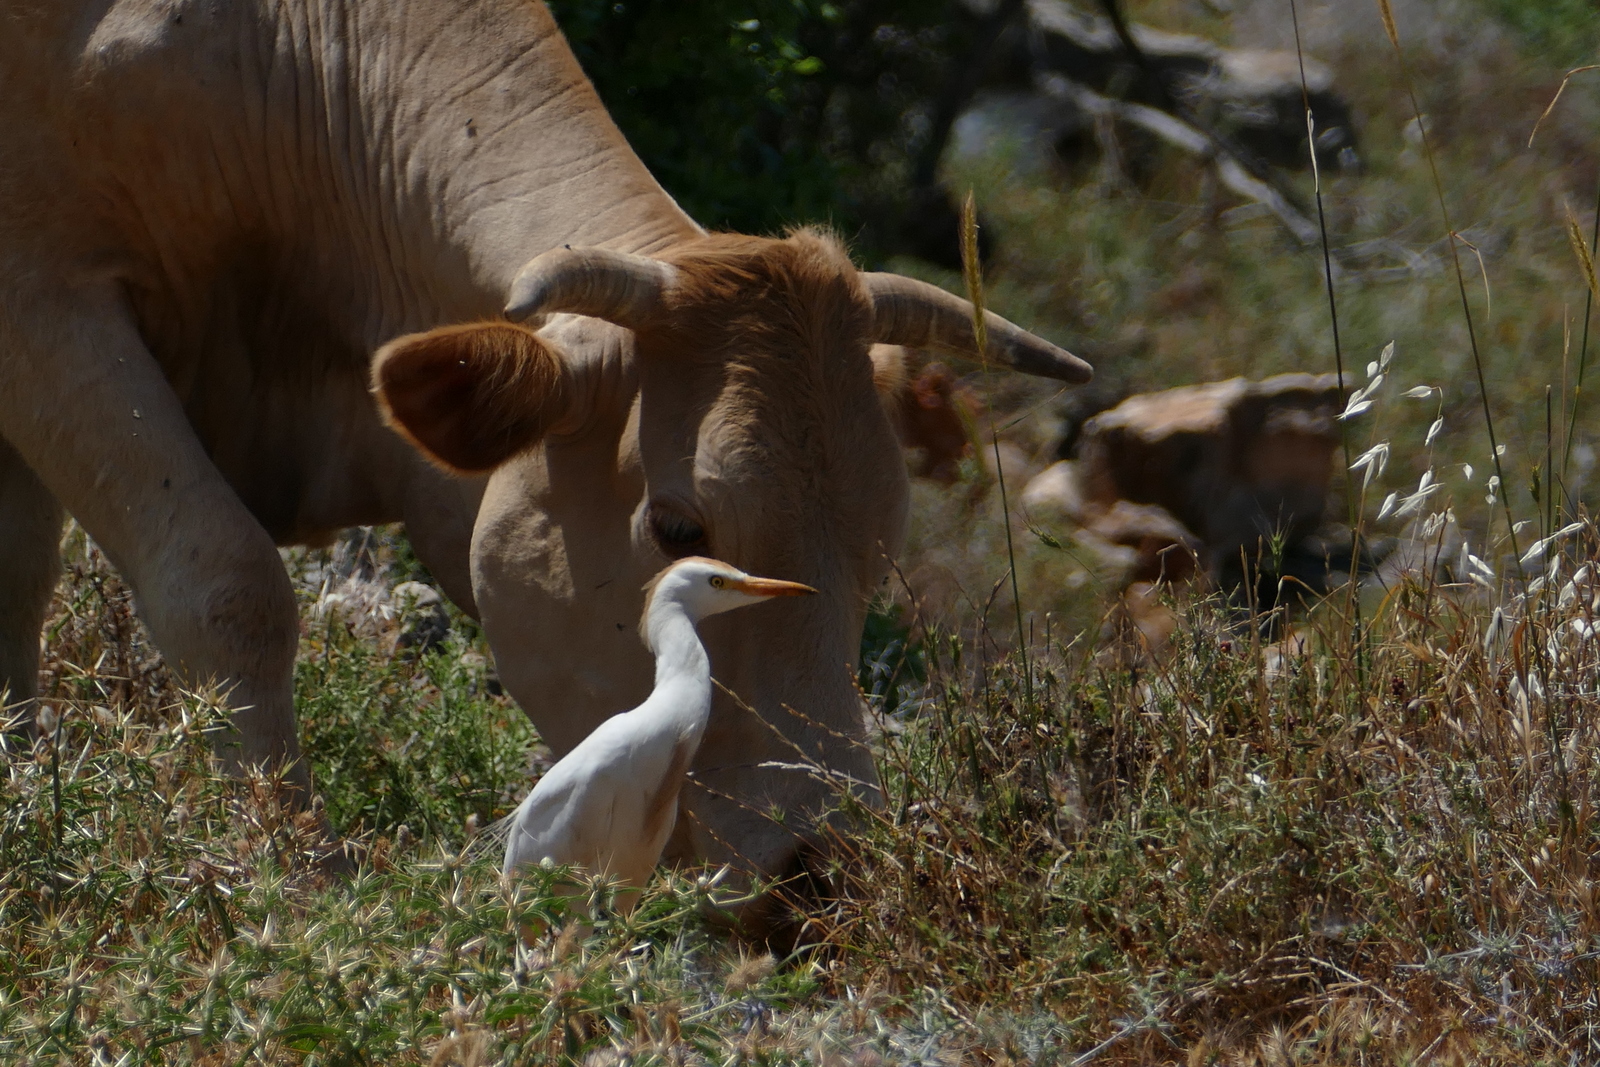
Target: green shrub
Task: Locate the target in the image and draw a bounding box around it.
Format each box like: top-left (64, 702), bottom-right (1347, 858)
top-left (295, 625), bottom-right (534, 843)
top-left (1476, 0), bottom-right (1600, 66)
top-left (548, 0), bottom-right (966, 250)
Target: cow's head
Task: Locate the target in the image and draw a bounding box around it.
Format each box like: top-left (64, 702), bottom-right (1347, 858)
top-left (371, 231), bottom-right (1089, 930)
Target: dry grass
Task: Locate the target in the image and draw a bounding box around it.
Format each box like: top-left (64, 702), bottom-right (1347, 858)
top-left (0, 536), bottom-right (857, 1065)
top-left (7, 4), bottom-right (1600, 1063)
top-left (18, 482), bottom-right (1600, 1064)
top-left (805, 537), bottom-right (1600, 1062)
top-left (8, 436), bottom-right (1600, 1064)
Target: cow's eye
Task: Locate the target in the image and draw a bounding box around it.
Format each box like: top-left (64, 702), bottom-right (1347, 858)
top-left (647, 505), bottom-right (707, 557)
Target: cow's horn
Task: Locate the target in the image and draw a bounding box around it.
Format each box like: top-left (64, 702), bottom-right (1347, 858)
top-left (862, 273), bottom-right (1093, 384)
top-left (505, 247), bottom-right (678, 328)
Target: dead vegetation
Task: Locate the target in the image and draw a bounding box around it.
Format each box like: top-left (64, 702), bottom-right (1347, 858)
top-left (803, 538), bottom-right (1600, 1062)
top-left (8, 522), bottom-right (1600, 1063)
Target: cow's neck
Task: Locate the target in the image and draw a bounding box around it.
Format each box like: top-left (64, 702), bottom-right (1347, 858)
top-left (347, 0), bottom-right (703, 345)
top-left (64, 0), bottom-right (697, 358)
top-left (56, 0), bottom-right (692, 543)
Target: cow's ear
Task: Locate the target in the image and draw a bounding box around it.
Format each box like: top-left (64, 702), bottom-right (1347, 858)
top-left (372, 322), bottom-right (573, 474)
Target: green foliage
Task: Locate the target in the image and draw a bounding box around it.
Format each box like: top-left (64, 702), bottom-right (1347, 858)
top-left (858, 599), bottom-right (928, 716)
top-left (295, 625), bottom-right (533, 842)
top-left (1475, 0), bottom-right (1600, 67)
top-left (550, 0), bottom-right (834, 232)
top-left (547, 0), bottom-right (964, 247)
top-left (0, 699), bottom-right (802, 1064)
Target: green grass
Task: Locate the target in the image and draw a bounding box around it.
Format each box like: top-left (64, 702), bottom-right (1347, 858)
top-left (2, 541), bottom-right (857, 1065)
top-left (0, 694), bottom-right (822, 1064)
top-left (1474, 0), bottom-right (1600, 67)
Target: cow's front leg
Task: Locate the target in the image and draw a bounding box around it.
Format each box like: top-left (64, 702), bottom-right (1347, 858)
top-left (0, 284), bottom-right (309, 797)
top-left (0, 435), bottom-right (64, 735)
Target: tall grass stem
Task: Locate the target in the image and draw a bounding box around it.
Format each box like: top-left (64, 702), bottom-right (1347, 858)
top-left (1290, 0), bottom-right (1364, 685)
top-left (1565, 176), bottom-right (1600, 482)
top-left (1288, 0), bottom-right (1351, 515)
top-left (1378, 12), bottom-right (1523, 571)
top-left (993, 431), bottom-right (1032, 704)
top-left (959, 191), bottom-right (1030, 697)
top-left (50, 712), bottom-right (62, 851)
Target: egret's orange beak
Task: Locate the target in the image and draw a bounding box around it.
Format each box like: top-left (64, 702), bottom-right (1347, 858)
top-left (730, 576), bottom-right (817, 598)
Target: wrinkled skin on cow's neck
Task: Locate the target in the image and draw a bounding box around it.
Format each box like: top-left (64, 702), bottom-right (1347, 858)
top-left (5, 0), bottom-right (694, 550)
top-left (0, 0), bottom-right (901, 920)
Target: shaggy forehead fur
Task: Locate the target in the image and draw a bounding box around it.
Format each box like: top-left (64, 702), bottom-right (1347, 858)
top-left (640, 229), bottom-right (893, 511)
top-left (652, 228), bottom-right (872, 361)
top-left (639, 229), bottom-right (899, 584)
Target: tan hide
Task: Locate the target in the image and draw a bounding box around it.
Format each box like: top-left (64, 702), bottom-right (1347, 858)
top-left (0, 0), bottom-right (1090, 929)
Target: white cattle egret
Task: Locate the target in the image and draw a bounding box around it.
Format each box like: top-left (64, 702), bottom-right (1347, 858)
top-left (503, 556), bottom-right (815, 908)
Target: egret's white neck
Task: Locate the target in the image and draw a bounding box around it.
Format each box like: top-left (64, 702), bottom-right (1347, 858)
top-left (644, 601), bottom-right (712, 716)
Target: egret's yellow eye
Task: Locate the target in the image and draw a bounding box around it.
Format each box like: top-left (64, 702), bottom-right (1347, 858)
top-left (710, 576), bottom-right (725, 588)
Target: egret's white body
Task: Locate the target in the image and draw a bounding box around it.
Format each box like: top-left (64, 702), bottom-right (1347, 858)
top-left (503, 557), bottom-right (813, 900)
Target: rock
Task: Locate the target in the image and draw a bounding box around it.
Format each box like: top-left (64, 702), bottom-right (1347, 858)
top-left (1091, 501), bottom-right (1202, 584)
top-left (1026, 371), bottom-right (1346, 659)
top-left (1025, 371), bottom-right (1344, 607)
top-left (391, 580), bottom-right (442, 610)
top-left (392, 581), bottom-right (451, 654)
top-left (1075, 372), bottom-right (1344, 586)
top-left (1263, 627), bottom-right (1309, 680)
top-left (1109, 580), bottom-right (1180, 656)
top-left (1024, 461), bottom-right (1200, 583)
top-left (1021, 458), bottom-right (1091, 524)
top-left (950, 90), bottom-right (1093, 175)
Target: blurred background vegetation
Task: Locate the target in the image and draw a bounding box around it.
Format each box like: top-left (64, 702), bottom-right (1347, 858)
top-left (548, 0), bottom-right (1600, 255)
top-left (548, 0), bottom-right (1001, 264)
top-left (543, 0), bottom-right (1600, 638)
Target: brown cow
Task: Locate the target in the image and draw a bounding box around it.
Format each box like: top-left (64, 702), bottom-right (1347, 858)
top-left (892, 361), bottom-right (981, 485)
top-left (0, 0), bottom-right (1089, 923)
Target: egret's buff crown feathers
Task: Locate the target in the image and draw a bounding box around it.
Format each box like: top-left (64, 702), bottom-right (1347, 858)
top-left (638, 556), bottom-right (814, 649)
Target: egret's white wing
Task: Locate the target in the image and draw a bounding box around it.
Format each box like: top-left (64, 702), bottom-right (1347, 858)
top-left (503, 705), bottom-right (695, 882)
top-left (503, 713), bottom-right (649, 872)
